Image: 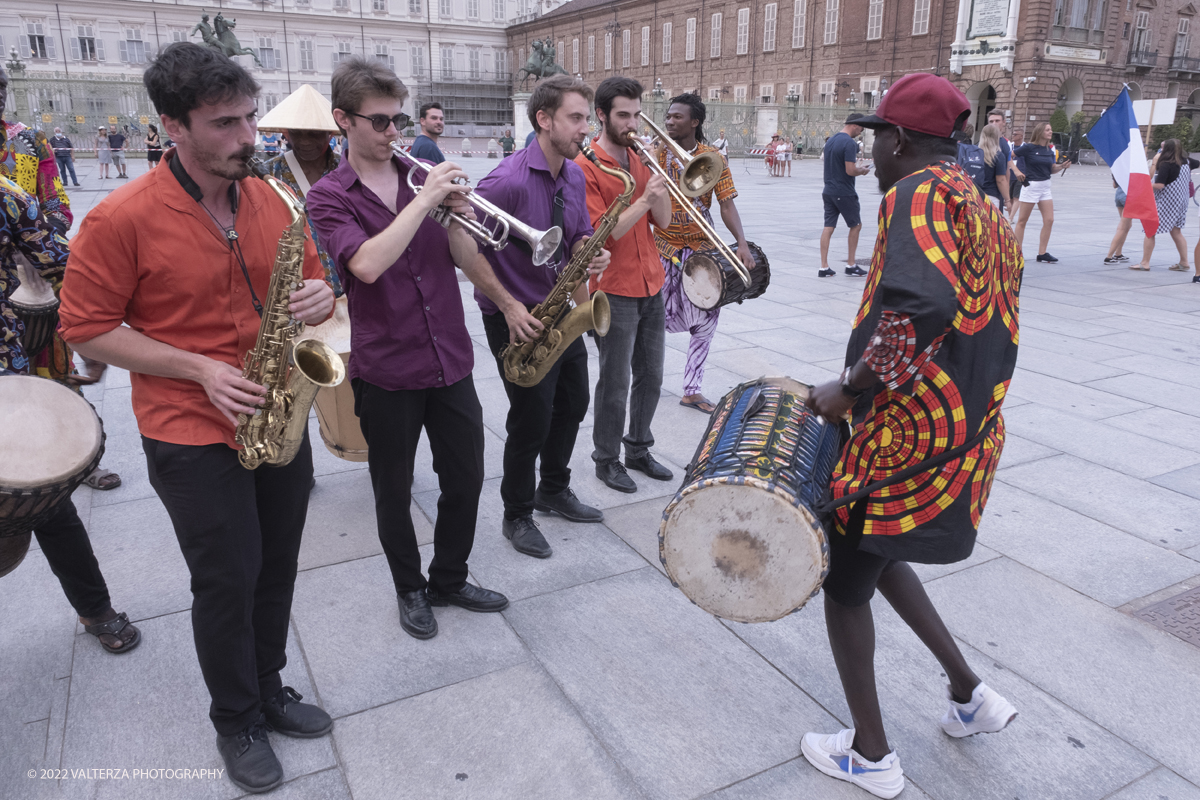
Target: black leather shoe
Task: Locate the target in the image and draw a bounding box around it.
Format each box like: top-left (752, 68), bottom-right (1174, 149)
top-left (624, 453), bottom-right (674, 481)
top-left (596, 460), bottom-right (637, 493)
top-left (534, 487), bottom-right (604, 523)
top-left (216, 717), bottom-right (282, 794)
top-left (503, 515), bottom-right (553, 558)
top-left (398, 590), bottom-right (438, 639)
top-left (426, 582), bottom-right (509, 612)
top-left (263, 686), bottom-right (332, 738)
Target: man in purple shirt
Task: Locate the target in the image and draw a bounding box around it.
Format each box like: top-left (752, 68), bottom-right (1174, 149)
top-left (474, 75), bottom-right (612, 559)
top-left (306, 57), bottom-right (539, 640)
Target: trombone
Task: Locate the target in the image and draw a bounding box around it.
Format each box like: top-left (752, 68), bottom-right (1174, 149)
top-left (630, 113), bottom-right (751, 287)
top-left (391, 143), bottom-right (563, 266)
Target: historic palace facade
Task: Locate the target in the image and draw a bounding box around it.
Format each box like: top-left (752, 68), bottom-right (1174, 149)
top-left (506, 0), bottom-right (1200, 139)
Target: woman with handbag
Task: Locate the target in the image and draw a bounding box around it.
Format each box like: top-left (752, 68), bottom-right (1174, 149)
top-left (1133, 138), bottom-right (1197, 271)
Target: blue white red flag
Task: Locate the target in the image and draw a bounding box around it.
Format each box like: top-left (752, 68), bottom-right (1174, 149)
top-left (1087, 87), bottom-right (1158, 236)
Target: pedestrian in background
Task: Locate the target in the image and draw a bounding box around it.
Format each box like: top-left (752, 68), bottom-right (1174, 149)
top-left (95, 126), bottom-right (112, 179)
top-left (978, 124), bottom-right (1010, 210)
top-left (108, 127), bottom-right (128, 178)
top-left (1104, 178), bottom-right (1131, 264)
top-left (49, 127), bottom-right (80, 187)
top-left (1013, 122), bottom-right (1069, 262)
top-left (145, 124), bottom-right (162, 168)
top-left (410, 102), bottom-right (446, 163)
top-left (819, 113), bottom-right (870, 278)
top-left (499, 128), bottom-right (514, 157)
top-left (1134, 138), bottom-right (1196, 272)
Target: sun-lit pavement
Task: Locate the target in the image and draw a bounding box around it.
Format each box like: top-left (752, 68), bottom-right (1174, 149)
top-left (4, 151), bottom-right (1200, 800)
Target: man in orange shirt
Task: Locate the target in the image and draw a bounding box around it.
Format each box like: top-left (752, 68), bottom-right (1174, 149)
top-left (576, 76), bottom-right (672, 493)
top-left (58, 44), bottom-right (335, 794)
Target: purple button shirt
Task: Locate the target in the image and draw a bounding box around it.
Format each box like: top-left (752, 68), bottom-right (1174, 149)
top-left (306, 154), bottom-right (473, 391)
top-left (472, 137), bottom-right (594, 315)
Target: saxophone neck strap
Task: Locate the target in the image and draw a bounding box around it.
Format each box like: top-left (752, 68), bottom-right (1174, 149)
top-left (508, 187), bottom-right (566, 269)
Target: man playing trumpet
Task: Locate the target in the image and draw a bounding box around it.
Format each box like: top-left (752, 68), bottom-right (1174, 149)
top-left (473, 75), bottom-right (611, 558)
top-left (306, 58), bottom-right (538, 640)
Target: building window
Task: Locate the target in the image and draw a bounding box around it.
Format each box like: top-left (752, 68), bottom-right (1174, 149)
top-left (497, 49), bottom-right (508, 77)
top-left (867, 0), bottom-right (883, 39)
top-left (641, 26), bottom-right (650, 65)
top-left (787, 82), bottom-right (804, 102)
top-left (605, 32), bottom-right (613, 69)
top-left (587, 35), bottom-right (595, 71)
top-left (734, 85), bottom-right (747, 102)
top-left (299, 38), bottom-right (315, 70)
top-left (373, 0), bottom-right (388, 11)
top-left (686, 18), bottom-right (696, 60)
top-left (737, 8), bottom-right (750, 54)
top-left (573, 37), bottom-right (580, 72)
top-left (1133, 11), bottom-right (1150, 50)
top-left (1122, 22), bottom-right (1129, 39)
top-left (709, 87), bottom-right (721, 100)
top-left (375, 42), bottom-right (395, 70)
top-left (1177, 17), bottom-right (1190, 56)
top-left (1052, 0), bottom-right (1066, 27)
top-left (170, 28), bottom-right (188, 43)
top-left (824, 0), bottom-right (839, 45)
top-left (334, 0), bottom-right (350, 9)
top-left (623, 29), bottom-right (630, 66)
top-left (763, 4), bottom-right (777, 51)
top-left (557, 40), bottom-right (564, 64)
top-left (819, 80), bottom-right (834, 104)
top-left (333, 40), bottom-right (352, 66)
top-left (1068, 0), bottom-right (1087, 28)
top-left (860, 76), bottom-right (879, 106)
top-left (26, 20), bottom-right (54, 60)
top-left (662, 22), bottom-right (672, 63)
top-left (1091, 0), bottom-right (1106, 29)
top-left (912, 0), bottom-right (930, 35)
top-left (440, 0), bottom-right (452, 18)
top-left (411, 0), bottom-right (424, 14)
top-left (119, 27), bottom-right (144, 64)
top-left (760, 83), bottom-right (775, 103)
top-left (72, 23), bottom-right (104, 61)
top-left (493, 0), bottom-right (504, 21)
top-left (712, 13), bottom-right (723, 57)
top-left (469, 46), bottom-right (480, 78)
top-left (793, 0), bottom-right (806, 47)
top-left (440, 44), bottom-right (453, 77)
top-left (410, 43), bottom-right (425, 76)
top-left (467, 0), bottom-right (479, 18)
top-left (263, 93), bottom-right (279, 113)
top-left (258, 35), bottom-right (281, 69)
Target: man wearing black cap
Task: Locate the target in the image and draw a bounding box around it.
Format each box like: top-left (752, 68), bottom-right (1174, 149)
top-left (819, 113), bottom-right (871, 278)
top-left (803, 73), bottom-right (1022, 799)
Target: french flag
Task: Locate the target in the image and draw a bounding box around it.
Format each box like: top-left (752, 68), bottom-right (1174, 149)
top-left (1087, 87), bottom-right (1158, 236)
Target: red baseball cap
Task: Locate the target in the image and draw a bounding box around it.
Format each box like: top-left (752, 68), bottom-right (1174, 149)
top-left (853, 73), bottom-right (970, 138)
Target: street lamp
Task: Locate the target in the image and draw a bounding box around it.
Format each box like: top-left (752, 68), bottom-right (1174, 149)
top-left (848, 90), bottom-right (858, 108)
top-left (5, 46), bottom-right (26, 77)
top-left (653, 78), bottom-right (665, 99)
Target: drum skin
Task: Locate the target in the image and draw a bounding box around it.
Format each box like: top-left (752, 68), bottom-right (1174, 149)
top-left (10, 255), bottom-right (60, 357)
top-left (0, 376), bottom-right (105, 541)
top-left (660, 377), bottom-right (842, 623)
top-left (681, 241), bottom-right (771, 311)
top-left (300, 297), bottom-right (368, 462)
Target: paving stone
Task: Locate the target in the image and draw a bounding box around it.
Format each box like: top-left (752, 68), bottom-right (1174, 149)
top-left (1018, 314), bottom-right (1122, 339)
top-left (1090, 290), bottom-right (1200, 316)
top-left (270, 768), bottom-right (353, 800)
top-left (925, 558), bottom-right (1200, 787)
top-left (1013, 345), bottom-right (1131, 384)
top-left (727, 590), bottom-right (1159, 800)
top-left (308, 414), bottom-right (371, 479)
top-left (335, 662), bottom-right (643, 800)
top-left (1018, 297), bottom-right (1113, 321)
top-left (1016, 327), bottom-right (1139, 362)
top-left (1090, 332), bottom-right (1200, 366)
top-left (89, 388), bottom-right (155, 508)
top-left (1000, 455), bottom-right (1200, 550)
top-left (1088, 307), bottom-right (1200, 338)
top-left (1150, 464), bottom-right (1200, 502)
top-left (1100, 354), bottom-right (1200, 389)
top-left (1102, 406), bottom-right (1200, 448)
top-left (1002, 405), bottom-right (1200, 478)
top-left (1018, 285), bottom-right (1115, 308)
top-left (290, 552), bottom-right (529, 718)
top-left (300, 468), bottom-right (427, 572)
top-left (60, 612), bottom-right (336, 800)
top-left (908, 542), bottom-right (1001, 583)
top-left (598, 495), bottom-right (675, 575)
top-left (1007, 369), bottom-right (1148, 420)
top-left (733, 327), bottom-right (850, 364)
top-left (504, 567), bottom-right (844, 800)
top-left (774, 313), bottom-right (854, 341)
top-left (993, 432), bottom-right (1060, 470)
top-left (1105, 768), bottom-right (1200, 800)
top-left (700, 757), bottom-right (935, 800)
top-left (980, 481), bottom-right (1200, 607)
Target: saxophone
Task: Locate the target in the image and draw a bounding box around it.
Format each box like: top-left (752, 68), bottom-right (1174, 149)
top-left (501, 144), bottom-right (634, 387)
top-left (234, 159), bottom-right (345, 469)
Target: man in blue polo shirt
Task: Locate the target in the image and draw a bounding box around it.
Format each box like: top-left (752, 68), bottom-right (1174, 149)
top-left (820, 113), bottom-right (871, 278)
top-left (409, 102), bottom-right (446, 163)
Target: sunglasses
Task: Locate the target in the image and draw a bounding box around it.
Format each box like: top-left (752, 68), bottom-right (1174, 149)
top-left (350, 112), bottom-right (410, 133)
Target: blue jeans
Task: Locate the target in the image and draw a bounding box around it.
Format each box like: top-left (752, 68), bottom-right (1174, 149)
top-left (592, 292), bottom-right (666, 464)
top-left (56, 155), bottom-right (78, 185)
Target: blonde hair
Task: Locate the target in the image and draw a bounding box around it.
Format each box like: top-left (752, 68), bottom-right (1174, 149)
top-left (980, 124), bottom-right (1002, 167)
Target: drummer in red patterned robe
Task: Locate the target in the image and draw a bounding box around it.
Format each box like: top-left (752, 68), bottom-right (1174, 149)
top-left (803, 74), bottom-right (1021, 799)
top-left (655, 94), bottom-right (755, 414)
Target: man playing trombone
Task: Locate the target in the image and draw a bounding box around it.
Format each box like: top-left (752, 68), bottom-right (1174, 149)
top-left (576, 76), bottom-right (673, 494)
top-left (473, 75), bottom-right (611, 558)
top-left (654, 93), bottom-right (755, 415)
top-left (307, 58), bottom-right (539, 640)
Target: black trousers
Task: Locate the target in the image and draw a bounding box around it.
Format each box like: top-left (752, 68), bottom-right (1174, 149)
top-left (482, 311), bottom-right (590, 520)
top-left (143, 433), bottom-right (313, 737)
top-left (353, 375), bottom-right (484, 594)
top-left (32, 498), bottom-right (111, 619)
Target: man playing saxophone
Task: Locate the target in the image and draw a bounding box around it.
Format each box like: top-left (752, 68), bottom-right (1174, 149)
top-left (58, 44), bottom-right (336, 794)
top-left (306, 58), bottom-right (537, 640)
top-left (472, 75), bottom-right (611, 559)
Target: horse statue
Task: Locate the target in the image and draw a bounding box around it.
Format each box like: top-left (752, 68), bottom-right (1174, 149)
top-left (516, 39), bottom-right (567, 87)
top-left (192, 11), bottom-right (262, 67)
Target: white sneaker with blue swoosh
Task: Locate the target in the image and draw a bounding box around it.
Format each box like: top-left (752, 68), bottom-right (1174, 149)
top-left (940, 682), bottom-right (1018, 738)
top-left (801, 728), bottom-right (905, 799)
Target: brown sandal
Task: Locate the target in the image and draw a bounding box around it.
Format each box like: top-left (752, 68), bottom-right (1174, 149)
top-left (83, 612), bottom-right (142, 654)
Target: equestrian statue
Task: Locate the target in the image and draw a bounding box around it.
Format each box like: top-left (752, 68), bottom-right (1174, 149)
top-left (191, 12), bottom-right (262, 67)
top-left (516, 40), bottom-right (567, 87)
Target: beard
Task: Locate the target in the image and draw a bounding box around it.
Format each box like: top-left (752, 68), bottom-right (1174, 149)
top-left (547, 124), bottom-right (583, 160)
top-left (195, 141), bottom-right (256, 181)
top-left (603, 118), bottom-right (632, 148)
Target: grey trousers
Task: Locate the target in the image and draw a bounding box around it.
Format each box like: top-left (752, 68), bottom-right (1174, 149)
top-left (592, 291), bottom-right (665, 464)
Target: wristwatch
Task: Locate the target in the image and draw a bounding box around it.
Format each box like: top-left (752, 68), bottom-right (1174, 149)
top-left (839, 366), bottom-right (867, 399)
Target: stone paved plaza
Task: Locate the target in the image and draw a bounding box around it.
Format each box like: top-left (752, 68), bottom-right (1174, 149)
top-left (4, 152), bottom-right (1200, 800)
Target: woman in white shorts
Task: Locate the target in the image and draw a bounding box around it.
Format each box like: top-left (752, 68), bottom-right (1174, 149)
top-left (95, 127), bottom-right (112, 179)
top-left (1013, 122), bottom-right (1070, 262)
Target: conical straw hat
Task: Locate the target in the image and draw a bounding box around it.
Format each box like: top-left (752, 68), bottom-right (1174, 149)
top-left (257, 84), bottom-right (340, 133)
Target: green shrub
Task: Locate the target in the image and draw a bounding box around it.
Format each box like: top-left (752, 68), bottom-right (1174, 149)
top-left (1049, 107), bottom-right (1069, 133)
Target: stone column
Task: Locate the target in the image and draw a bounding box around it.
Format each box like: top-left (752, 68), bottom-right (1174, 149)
top-left (513, 91), bottom-right (533, 149)
top-left (756, 105), bottom-right (780, 146)
top-left (950, 0), bottom-right (971, 74)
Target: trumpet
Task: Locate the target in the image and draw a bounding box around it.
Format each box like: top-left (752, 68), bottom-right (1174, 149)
top-left (638, 111), bottom-right (727, 198)
top-left (628, 124), bottom-right (752, 288)
top-left (391, 143), bottom-right (563, 266)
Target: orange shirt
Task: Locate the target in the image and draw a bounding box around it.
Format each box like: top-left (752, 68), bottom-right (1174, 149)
top-left (58, 148), bottom-right (324, 448)
top-left (576, 137), bottom-right (664, 298)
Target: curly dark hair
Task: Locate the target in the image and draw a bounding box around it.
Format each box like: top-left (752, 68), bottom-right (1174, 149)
top-left (143, 42), bottom-right (260, 127)
top-left (668, 92), bottom-right (707, 143)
